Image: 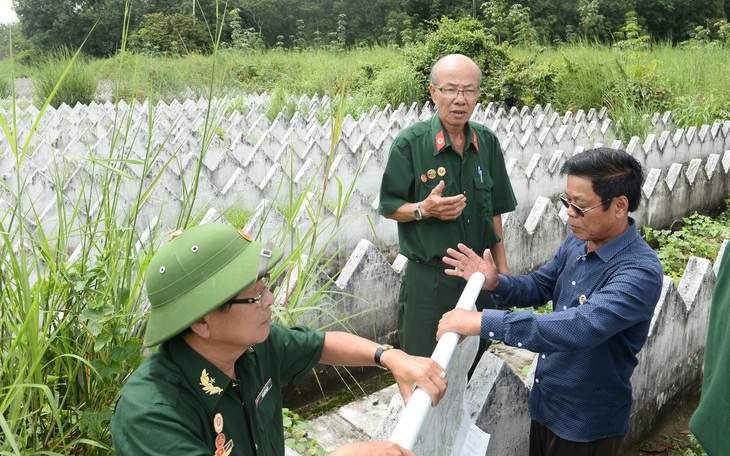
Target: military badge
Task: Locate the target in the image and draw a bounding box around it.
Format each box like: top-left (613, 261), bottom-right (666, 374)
top-left (200, 369), bottom-right (223, 395)
top-left (427, 169), bottom-right (436, 179)
top-left (437, 167), bottom-right (446, 177)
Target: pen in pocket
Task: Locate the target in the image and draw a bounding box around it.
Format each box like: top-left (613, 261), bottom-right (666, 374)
top-left (478, 166), bottom-right (483, 183)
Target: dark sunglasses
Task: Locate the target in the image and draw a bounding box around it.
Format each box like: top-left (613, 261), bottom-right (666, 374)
top-left (559, 193), bottom-right (613, 217)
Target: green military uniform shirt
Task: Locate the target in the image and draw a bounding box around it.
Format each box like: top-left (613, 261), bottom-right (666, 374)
top-left (689, 251), bottom-right (730, 455)
top-left (378, 114), bottom-right (516, 358)
top-left (111, 324), bottom-right (324, 456)
top-left (378, 114), bottom-right (517, 262)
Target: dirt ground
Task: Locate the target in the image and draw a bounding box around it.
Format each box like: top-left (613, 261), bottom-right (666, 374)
top-left (619, 392), bottom-right (702, 456)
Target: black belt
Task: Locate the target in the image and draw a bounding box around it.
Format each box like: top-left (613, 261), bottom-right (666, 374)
top-left (410, 258), bottom-right (452, 269)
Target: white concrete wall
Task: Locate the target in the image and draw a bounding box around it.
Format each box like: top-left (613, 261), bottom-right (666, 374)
top-left (2, 96), bottom-right (728, 452)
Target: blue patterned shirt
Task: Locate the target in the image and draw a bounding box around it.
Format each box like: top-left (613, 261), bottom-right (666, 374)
top-left (481, 218), bottom-right (664, 442)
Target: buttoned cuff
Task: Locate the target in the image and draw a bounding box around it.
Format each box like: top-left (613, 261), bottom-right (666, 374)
top-left (480, 309), bottom-right (505, 340)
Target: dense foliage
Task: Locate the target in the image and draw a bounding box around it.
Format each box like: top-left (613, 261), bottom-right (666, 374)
top-left (4, 0), bottom-right (730, 58)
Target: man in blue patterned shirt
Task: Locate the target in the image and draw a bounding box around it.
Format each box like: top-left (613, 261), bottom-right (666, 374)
top-left (436, 147), bottom-right (664, 456)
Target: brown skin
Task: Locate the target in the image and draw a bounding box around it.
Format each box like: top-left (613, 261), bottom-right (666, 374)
top-left (435, 175), bottom-right (632, 341)
top-left (383, 54), bottom-right (510, 274)
top-left (185, 278), bottom-right (448, 456)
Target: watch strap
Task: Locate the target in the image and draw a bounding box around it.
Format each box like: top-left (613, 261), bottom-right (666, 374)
top-left (374, 344), bottom-right (393, 369)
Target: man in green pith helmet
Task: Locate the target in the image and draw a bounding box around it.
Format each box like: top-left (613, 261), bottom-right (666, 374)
top-left (110, 222), bottom-right (448, 456)
top-left (378, 53), bottom-right (517, 374)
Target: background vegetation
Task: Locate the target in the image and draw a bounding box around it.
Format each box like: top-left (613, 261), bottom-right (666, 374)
top-left (1, 2), bottom-right (729, 455)
top-left (3, 0), bottom-right (730, 59)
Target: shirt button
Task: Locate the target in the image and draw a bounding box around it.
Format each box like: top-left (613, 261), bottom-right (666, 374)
top-left (571, 281), bottom-right (576, 285)
top-left (563, 306), bottom-right (567, 310)
top-left (463, 191), bottom-right (467, 195)
top-left (517, 342), bottom-right (523, 347)
top-left (467, 219), bottom-right (471, 224)
top-left (541, 354), bottom-right (546, 359)
top-left (535, 378), bottom-right (540, 383)
top-left (489, 331), bottom-right (495, 338)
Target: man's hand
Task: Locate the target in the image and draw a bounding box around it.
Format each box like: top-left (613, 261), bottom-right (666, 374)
top-left (422, 180), bottom-right (466, 220)
top-left (436, 308), bottom-right (482, 342)
top-left (441, 243), bottom-right (500, 290)
top-left (330, 441), bottom-right (415, 455)
top-left (379, 350), bottom-right (448, 406)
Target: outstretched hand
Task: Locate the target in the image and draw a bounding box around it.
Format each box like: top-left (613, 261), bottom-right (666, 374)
top-left (422, 180), bottom-right (466, 220)
top-left (441, 243), bottom-right (500, 290)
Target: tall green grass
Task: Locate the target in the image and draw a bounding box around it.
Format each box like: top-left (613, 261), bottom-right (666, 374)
top-left (1, 6), bottom-right (381, 454)
top-left (33, 49), bottom-right (99, 109)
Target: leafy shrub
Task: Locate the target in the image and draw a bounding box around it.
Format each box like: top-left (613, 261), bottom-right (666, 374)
top-left (404, 17), bottom-right (510, 103)
top-left (129, 13), bottom-right (212, 56)
top-left (644, 202), bottom-right (730, 284)
top-left (487, 53), bottom-right (559, 107)
top-left (33, 49), bottom-right (98, 108)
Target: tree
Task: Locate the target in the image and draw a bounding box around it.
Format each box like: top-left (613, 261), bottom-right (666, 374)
top-left (12, 0), bottom-right (146, 57)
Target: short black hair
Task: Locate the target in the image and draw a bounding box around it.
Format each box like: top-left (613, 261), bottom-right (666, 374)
top-left (560, 147), bottom-right (643, 212)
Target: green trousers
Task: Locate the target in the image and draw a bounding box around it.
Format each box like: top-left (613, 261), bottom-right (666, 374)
top-left (397, 260), bottom-right (495, 374)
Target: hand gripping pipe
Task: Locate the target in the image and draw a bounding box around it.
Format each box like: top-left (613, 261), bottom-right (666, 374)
top-left (388, 272), bottom-right (486, 450)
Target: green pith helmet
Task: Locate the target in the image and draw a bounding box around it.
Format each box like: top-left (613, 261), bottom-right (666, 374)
top-left (143, 223), bottom-right (283, 347)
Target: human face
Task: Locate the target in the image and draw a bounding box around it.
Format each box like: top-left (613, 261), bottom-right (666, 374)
top-left (429, 56), bottom-right (481, 133)
top-left (207, 276), bottom-right (274, 349)
top-left (562, 175), bottom-right (625, 252)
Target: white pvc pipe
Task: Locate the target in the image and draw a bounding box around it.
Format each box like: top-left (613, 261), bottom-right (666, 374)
top-left (389, 272), bottom-right (486, 450)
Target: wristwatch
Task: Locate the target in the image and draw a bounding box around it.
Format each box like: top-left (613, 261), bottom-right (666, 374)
top-left (413, 202), bottom-right (423, 221)
top-left (374, 344), bottom-right (394, 369)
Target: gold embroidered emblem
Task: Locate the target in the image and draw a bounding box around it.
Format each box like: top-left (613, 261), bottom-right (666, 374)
top-left (200, 369), bottom-right (223, 395)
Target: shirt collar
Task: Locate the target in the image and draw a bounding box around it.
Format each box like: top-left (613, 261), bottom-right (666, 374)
top-left (430, 114), bottom-right (478, 156)
top-left (592, 217), bottom-right (640, 262)
top-left (167, 336), bottom-right (240, 411)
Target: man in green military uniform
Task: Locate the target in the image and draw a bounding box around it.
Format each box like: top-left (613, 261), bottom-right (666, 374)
top-left (379, 54), bottom-right (517, 367)
top-left (689, 248), bottom-right (730, 455)
top-left (110, 222), bottom-right (448, 456)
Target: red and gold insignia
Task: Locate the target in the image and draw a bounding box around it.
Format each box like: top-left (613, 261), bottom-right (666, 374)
top-left (213, 413), bottom-right (224, 433)
top-left (435, 131), bottom-right (446, 151)
top-left (437, 167), bottom-right (446, 177)
top-left (472, 132), bottom-right (479, 152)
top-left (238, 229), bottom-right (252, 241)
top-left (421, 174), bottom-right (427, 183)
top-left (427, 169), bottom-right (436, 179)
top-left (215, 433), bottom-right (226, 448)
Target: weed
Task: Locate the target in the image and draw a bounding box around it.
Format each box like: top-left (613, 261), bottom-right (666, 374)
top-left (644, 200), bottom-right (730, 284)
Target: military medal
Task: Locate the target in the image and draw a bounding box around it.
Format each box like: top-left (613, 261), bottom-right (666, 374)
top-left (421, 174), bottom-right (427, 183)
top-left (437, 167), bottom-right (446, 177)
top-left (427, 169), bottom-right (436, 179)
top-left (213, 413), bottom-right (224, 433)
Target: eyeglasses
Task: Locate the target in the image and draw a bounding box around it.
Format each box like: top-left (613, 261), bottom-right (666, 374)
top-left (559, 194), bottom-right (613, 217)
top-left (434, 85), bottom-right (480, 100)
top-left (227, 273), bottom-right (271, 308)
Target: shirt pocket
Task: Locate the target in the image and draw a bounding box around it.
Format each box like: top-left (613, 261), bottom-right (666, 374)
top-left (421, 177), bottom-right (457, 199)
top-left (473, 174), bottom-right (494, 215)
